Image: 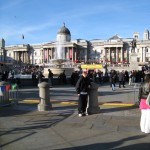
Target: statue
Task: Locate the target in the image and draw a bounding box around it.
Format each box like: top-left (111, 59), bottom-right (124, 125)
top-left (131, 39), bottom-right (136, 53)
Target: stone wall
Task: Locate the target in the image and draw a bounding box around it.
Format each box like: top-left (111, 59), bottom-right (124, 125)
top-left (8, 77), bottom-right (71, 87)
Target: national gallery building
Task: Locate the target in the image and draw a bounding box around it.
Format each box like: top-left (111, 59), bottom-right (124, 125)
top-left (3, 23), bottom-right (150, 67)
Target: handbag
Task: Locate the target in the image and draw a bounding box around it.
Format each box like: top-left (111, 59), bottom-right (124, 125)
top-left (146, 93), bottom-right (150, 106)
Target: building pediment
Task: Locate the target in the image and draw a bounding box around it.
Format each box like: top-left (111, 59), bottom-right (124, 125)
top-left (108, 34), bottom-right (122, 42)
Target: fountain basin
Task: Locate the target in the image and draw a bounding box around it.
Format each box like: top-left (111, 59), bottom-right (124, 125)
top-left (43, 67), bottom-right (74, 77)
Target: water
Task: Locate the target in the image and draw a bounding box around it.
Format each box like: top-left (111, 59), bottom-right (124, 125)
top-left (54, 41), bottom-right (65, 60)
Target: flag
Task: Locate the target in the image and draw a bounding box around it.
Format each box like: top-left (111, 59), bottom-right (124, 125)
top-left (6, 85), bottom-right (10, 91)
top-left (0, 87), bottom-right (3, 96)
top-left (1, 86), bottom-right (5, 92)
top-left (11, 84), bottom-right (17, 90)
top-left (22, 34), bottom-right (24, 39)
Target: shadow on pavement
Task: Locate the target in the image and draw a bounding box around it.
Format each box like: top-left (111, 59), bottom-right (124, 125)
top-left (0, 104), bottom-right (76, 148)
top-left (0, 103), bottom-right (37, 117)
top-left (62, 134), bottom-right (150, 150)
top-left (100, 105), bottom-right (138, 114)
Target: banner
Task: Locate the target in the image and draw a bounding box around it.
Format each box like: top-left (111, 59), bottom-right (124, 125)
top-left (81, 64), bottom-right (103, 69)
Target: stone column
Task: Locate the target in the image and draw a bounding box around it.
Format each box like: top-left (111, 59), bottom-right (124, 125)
top-left (15, 51), bottom-right (17, 62)
top-left (47, 48), bottom-right (49, 62)
top-left (116, 47), bottom-right (118, 63)
top-left (24, 52), bottom-right (27, 63)
top-left (144, 47), bottom-right (146, 62)
top-left (72, 47), bottom-right (74, 62)
top-left (52, 48), bottom-right (54, 59)
top-left (43, 49), bottom-right (45, 63)
top-left (75, 49), bottom-right (77, 62)
top-left (122, 47), bottom-right (124, 63)
top-left (109, 48), bottom-right (111, 62)
top-left (22, 52), bottom-right (24, 63)
top-left (87, 82), bottom-right (100, 114)
top-left (67, 47), bottom-right (69, 59)
top-left (121, 47), bottom-right (123, 63)
top-left (38, 82), bottom-right (52, 111)
top-left (13, 51), bottom-right (15, 61)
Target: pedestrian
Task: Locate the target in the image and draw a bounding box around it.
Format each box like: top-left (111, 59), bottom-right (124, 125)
top-left (138, 72), bottom-right (150, 133)
top-left (32, 71), bottom-right (37, 86)
top-left (118, 70), bottom-right (126, 88)
top-left (109, 70), bottom-right (117, 91)
top-left (58, 70), bottom-right (67, 84)
top-left (132, 70), bottom-right (136, 83)
top-left (71, 71), bottom-right (79, 86)
top-left (128, 71), bottom-right (133, 85)
top-left (48, 69), bottom-right (53, 87)
top-left (75, 71), bottom-right (91, 117)
top-left (37, 71), bottom-right (44, 84)
top-left (2, 71), bottom-right (9, 81)
top-left (97, 70), bottom-right (103, 85)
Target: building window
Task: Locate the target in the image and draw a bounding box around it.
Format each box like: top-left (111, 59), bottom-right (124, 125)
top-left (146, 57), bottom-right (149, 62)
top-left (134, 35), bottom-right (138, 39)
top-left (137, 58), bottom-right (140, 62)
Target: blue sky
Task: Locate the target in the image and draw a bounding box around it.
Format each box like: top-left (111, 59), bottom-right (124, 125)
top-left (0, 0), bottom-right (150, 46)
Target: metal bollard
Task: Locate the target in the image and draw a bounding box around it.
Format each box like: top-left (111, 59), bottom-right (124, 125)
top-left (87, 82), bottom-right (100, 114)
top-left (38, 82), bottom-right (52, 111)
top-left (0, 81), bottom-right (10, 107)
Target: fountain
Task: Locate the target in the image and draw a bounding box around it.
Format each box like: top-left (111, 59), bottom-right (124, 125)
top-left (43, 23), bottom-right (75, 77)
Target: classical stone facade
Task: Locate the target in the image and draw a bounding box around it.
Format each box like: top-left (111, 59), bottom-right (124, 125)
top-left (4, 24), bottom-right (150, 68)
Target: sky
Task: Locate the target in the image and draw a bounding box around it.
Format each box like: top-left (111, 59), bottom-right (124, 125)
top-left (0, 0), bottom-right (150, 46)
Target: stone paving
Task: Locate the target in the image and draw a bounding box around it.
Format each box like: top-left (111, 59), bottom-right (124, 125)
top-left (0, 83), bottom-right (150, 150)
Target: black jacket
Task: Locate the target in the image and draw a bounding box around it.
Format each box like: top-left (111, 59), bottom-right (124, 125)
top-left (75, 75), bottom-right (91, 94)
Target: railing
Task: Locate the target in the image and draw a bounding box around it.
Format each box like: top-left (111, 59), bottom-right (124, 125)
top-left (0, 82), bottom-right (18, 107)
top-left (107, 64), bottom-right (130, 67)
top-left (9, 83), bottom-right (18, 104)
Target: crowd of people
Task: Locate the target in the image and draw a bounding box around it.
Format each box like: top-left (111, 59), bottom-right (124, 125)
top-left (71, 69), bottom-right (145, 89)
top-left (0, 62), bottom-right (147, 89)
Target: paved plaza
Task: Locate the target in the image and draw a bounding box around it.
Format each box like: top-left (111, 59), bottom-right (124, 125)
top-left (0, 83), bottom-right (150, 150)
